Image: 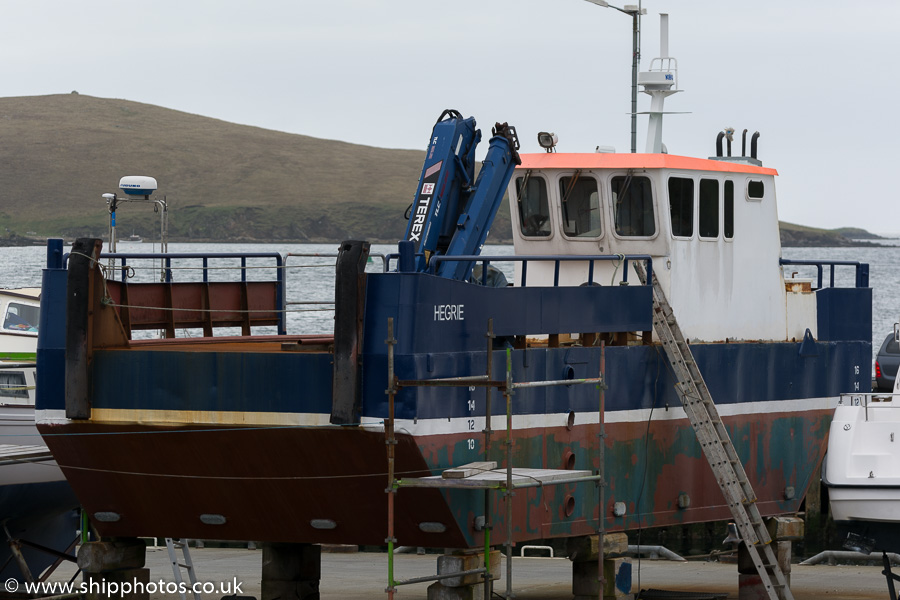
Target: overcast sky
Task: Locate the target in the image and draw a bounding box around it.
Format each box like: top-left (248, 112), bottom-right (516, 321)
top-left (2, 0), bottom-right (897, 233)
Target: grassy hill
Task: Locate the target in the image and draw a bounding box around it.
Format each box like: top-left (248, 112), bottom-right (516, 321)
top-left (0, 94), bottom-right (873, 248)
top-left (0, 93), bottom-right (436, 242)
top-left (778, 222), bottom-right (877, 247)
top-left (832, 227), bottom-right (884, 240)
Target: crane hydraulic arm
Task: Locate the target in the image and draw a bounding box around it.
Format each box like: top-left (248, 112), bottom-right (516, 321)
top-left (403, 109), bottom-right (520, 280)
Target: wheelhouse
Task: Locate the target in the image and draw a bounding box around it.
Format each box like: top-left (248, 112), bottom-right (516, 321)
top-left (507, 153), bottom-right (802, 343)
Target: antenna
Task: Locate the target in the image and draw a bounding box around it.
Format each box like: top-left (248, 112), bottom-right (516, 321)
top-left (638, 13), bottom-right (682, 153)
top-left (103, 176), bottom-right (169, 279)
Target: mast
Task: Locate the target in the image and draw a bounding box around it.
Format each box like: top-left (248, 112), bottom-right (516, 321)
top-left (639, 13), bottom-right (681, 153)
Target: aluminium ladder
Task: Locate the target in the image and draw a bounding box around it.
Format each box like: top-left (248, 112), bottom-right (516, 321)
top-left (634, 263), bottom-right (793, 600)
top-left (165, 538), bottom-right (201, 600)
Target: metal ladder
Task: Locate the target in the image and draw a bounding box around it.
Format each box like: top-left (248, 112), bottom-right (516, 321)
top-left (635, 263), bottom-right (793, 600)
top-left (165, 538), bottom-right (201, 600)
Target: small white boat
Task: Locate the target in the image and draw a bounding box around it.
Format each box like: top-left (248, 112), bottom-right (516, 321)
top-left (0, 288), bottom-right (39, 363)
top-left (0, 288), bottom-right (40, 433)
top-left (0, 288), bottom-right (79, 581)
top-left (825, 321), bottom-right (900, 552)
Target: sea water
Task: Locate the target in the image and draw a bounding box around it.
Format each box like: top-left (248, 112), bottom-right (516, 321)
top-left (1, 240), bottom-right (897, 371)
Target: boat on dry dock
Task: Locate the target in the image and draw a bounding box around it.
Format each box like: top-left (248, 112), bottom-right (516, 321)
top-left (0, 288), bottom-right (39, 361)
top-left (34, 17), bottom-right (872, 554)
top-left (824, 321), bottom-right (900, 553)
top-left (0, 287), bottom-right (40, 438)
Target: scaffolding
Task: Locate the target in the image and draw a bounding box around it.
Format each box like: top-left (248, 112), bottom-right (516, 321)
top-left (384, 317), bottom-right (607, 599)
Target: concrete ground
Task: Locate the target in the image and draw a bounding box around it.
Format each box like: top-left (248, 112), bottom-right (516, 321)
top-left (51, 546), bottom-right (893, 600)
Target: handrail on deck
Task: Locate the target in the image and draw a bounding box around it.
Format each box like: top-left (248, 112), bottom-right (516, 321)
top-left (95, 252), bottom-right (284, 283)
top-left (284, 252), bottom-right (389, 273)
top-left (839, 392), bottom-right (900, 422)
top-left (418, 254), bottom-right (653, 287)
top-left (64, 251), bottom-right (289, 336)
top-left (779, 258), bottom-right (869, 290)
top-left (65, 251), bottom-right (285, 282)
top-left (108, 252), bottom-right (287, 335)
top-left (59, 249), bottom-right (391, 336)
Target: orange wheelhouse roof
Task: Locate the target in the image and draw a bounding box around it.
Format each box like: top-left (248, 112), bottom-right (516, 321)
top-left (517, 152), bottom-right (778, 176)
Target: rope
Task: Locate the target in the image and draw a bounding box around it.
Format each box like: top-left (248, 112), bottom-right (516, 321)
top-left (8, 458), bottom-right (590, 488)
top-left (57, 464), bottom-right (437, 481)
top-left (288, 264), bottom-right (337, 269)
top-left (75, 250), bottom-right (340, 316)
top-left (71, 251), bottom-right (317, 315)
top-left (100, 299), bottom-right (313, 315)
top-left (96, 264), bottom-right (136, 278)
top-left (71, 250), bottom-right (121, 302)
top-left (31, 450), bottom-right (563, 485)
top-left (124, 264), bottom-right (285, 272)
top-left (28, 461), bottom-right (444, 481)
top-left (102, 261), bottom-right (344, 273)
top-left (70, 251), bottom-right (109, 275)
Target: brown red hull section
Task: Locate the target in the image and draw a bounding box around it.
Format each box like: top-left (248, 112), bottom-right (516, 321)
top-left (38, 406), bottom-right (827, 549)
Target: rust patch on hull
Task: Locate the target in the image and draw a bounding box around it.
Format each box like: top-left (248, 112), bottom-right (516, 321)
top-left (40, 405), bottom-right (829, 548)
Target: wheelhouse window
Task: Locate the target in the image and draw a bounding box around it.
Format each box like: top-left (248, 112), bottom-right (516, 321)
top-left (0, 371), bottom-right (28, 398)
top-left (724, 180), bottom-right (734, 239)
top-left (747, 179), bottom-right (764, 201)
top-left (560, 173), bottom-right (602, 238)
top-left (699, 179), bottom-right (719, 239)
top-left (515, 173), bottom-right (551, 237)
top-left (3, 303), bottom-right (39, 333)
top-left (668, 177), bottom-right (693, 237)
top-left (611, 175), bottom-right (655, 237)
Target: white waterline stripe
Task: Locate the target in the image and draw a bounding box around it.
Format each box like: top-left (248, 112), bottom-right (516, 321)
top-left (36, 396), bottom-right (836, 436)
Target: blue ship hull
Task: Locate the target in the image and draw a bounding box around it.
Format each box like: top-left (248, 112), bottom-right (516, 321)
top-left (34, 241), bottom-right (871, 548)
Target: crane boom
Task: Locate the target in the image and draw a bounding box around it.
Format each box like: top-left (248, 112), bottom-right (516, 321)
top-left (403, 109), bottom-right (520, 280)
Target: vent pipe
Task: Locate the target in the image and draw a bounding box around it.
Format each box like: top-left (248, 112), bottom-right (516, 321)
top-left (725, 128), bottom-right (734, 157)
top-left (751, 131), bottom-right (760, 159)
top-left (715, 131), bottom-right (724, 157)
top-left (741, 129), bottom-right (748, 156)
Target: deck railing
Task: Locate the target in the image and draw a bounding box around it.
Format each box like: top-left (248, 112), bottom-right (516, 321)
top-left (779, 259), bottom-right (869, 290)
top-left (63, 250), bottom-right (390, 338)
top-left (63, 246), bottom-right (649, 338)
top-left (94, 251), bottom-right (288, 336)
top-left (282, 252), bottom-right (387, 321)
top-left (393, 253), bottom-right (654, 288)
top-left (839, 392), bottom-right (899, 422)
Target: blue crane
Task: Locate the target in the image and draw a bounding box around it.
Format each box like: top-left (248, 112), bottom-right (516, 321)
top-left (403, 109), bottom-right (520, 281)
